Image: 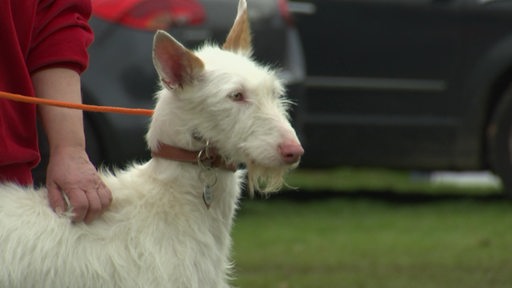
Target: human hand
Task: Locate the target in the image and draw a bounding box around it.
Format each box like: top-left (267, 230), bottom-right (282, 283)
top-left (46, 146), bottom-right (112, 223)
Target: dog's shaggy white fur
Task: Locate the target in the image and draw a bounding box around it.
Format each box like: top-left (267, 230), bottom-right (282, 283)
top-left (0, 1), bottom-right (303, 287)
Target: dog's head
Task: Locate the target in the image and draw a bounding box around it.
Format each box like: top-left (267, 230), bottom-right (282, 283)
top-left (147, 0), bottom-right (303, 193)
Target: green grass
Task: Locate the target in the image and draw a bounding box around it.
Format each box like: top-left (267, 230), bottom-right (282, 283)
top-left (230, 168), bottom-right (512, 288)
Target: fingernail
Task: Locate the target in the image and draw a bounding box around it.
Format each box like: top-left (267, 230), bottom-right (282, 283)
top-left (55, 206), bottom-right (64, 215)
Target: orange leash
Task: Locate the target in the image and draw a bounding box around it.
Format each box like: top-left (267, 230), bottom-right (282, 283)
top-left (0, 90), bottom-right (154, 116)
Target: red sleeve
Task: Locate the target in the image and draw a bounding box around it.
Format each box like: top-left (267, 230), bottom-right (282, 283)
top-left (27, 0), bottom-right (94, 74)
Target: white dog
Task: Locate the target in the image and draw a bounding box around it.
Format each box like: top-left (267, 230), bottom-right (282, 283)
top-left (0, 0), bottom-right (303, 287)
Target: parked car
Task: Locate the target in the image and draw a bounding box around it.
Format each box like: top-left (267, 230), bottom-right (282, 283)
top-left (292, 0), bottom-right (512, 194)
top-left (33, 0), bottom-right (306, 184)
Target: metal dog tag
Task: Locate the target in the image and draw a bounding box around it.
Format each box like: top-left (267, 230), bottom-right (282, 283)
top-left (203, 185), bottom-right (214, 209)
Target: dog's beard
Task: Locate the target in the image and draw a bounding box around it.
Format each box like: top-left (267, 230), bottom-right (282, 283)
top-left (245, 162), bottom-right (289, 196)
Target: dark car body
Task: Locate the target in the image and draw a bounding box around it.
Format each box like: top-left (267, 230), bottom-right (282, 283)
top-left (293, 0), bottom-right (512, 192)
top-left (33, 0), bottom-right (305, 183)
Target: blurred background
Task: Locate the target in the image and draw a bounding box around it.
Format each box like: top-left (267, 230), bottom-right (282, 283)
top-left (35, 0), bottom-right (512, 287)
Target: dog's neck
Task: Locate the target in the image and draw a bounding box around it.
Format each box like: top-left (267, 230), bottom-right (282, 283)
top-left (151, 142), bottom-right (237, 172)
top-left (150, 140), bottom-right (239, 209)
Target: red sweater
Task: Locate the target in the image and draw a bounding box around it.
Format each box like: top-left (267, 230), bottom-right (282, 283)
top-left (0, 0), bottom-right (93, 185)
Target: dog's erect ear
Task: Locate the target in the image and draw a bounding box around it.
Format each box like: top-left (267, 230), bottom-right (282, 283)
top-left (153, 30), bottom-right (204, 90)
top-left (222, 0), bottom-right (252, 55)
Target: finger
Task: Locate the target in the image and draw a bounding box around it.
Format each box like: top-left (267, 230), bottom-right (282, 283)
top-left (97, 182), bottom-right (112, 209)
top-left (66, 188), bottom-right (89, 223)
top-left (83, 189), bottom-right (102, 224)
top-left (46, 182), bottom-right (66, 215)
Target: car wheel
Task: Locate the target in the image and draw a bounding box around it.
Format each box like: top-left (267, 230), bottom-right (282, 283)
top-left (488, 84), bottom-right (512, 196)
top-left (32, 115), bottom-right (103, 186)
top-left (32, 123), bottom-right (49, 186)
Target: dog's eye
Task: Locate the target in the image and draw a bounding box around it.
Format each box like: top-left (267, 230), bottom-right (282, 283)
top-left (229, 92), bottom-right (245, 102)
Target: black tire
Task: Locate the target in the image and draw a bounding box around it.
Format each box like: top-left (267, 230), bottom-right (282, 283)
top-left (32, 115), bottom-right (103, 186)
top-left (31, 123), bottom-right (49, 186)
top-left (488, 84), bottom-right (512, 196)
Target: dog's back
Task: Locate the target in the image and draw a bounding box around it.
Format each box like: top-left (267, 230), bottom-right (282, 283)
top-left (0, 162), bottom-right (240, 288)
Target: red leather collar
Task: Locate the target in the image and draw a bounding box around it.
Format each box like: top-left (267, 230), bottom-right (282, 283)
top-left (151, 142), bottom-right (237, 172)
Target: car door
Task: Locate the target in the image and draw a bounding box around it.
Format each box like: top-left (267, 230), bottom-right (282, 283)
top-left (295, 0), bottom-right (464, 168)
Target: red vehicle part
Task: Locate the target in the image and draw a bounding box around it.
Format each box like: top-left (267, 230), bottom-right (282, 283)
top-left (92, 0), bottom-right (206, 30)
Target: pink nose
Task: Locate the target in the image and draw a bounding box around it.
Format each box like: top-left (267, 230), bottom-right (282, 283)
top-left (279, 141), bottom-right (304, 164)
